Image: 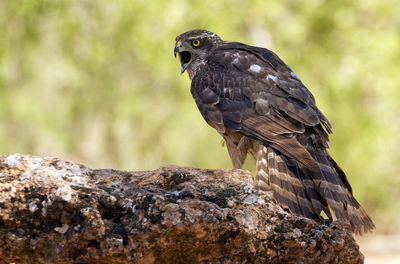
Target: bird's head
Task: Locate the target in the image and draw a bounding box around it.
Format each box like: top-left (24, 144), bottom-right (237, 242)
top-left (174, 29), bottom-right (222, 79)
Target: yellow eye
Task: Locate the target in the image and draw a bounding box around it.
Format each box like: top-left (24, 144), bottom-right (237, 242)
top-left (192, 40), bottom-right (200, 47)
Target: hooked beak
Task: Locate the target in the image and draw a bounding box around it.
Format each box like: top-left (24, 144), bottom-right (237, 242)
top-left (174, 41), bottom-right (191, 74)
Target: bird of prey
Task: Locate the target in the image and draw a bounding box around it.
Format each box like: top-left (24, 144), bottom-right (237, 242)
top-left (174, 29), bottom-right (374, 234)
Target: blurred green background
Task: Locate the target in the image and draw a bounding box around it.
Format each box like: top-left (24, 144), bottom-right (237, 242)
top-left (0, 0), bottom-right (399, 239)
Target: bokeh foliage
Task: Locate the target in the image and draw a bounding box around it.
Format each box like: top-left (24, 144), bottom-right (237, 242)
top-left (1, 0), bottom-right (399, 231)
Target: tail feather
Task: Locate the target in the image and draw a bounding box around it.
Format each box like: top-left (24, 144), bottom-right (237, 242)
top-left (256, 146), bottom-right (299, 212)
top-left (311, 151), bottom-right (349, 220)
top-left (285, 158), bottom-right (334, 221)
top-left (255, 145), bottom-right (375, 234)
top-left (311, 148), bottom-right (374, 234)
top-left (257, 146), bottom-right (323, 219)
top-left (282, 156), bottom-right (320, 219)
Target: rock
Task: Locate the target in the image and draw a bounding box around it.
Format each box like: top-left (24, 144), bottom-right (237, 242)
top-left (0, 154), bottom-right (364, 264)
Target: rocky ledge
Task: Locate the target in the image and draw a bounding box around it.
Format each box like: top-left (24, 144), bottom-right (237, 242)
top-left (0, 154), bottom-right (363, 263)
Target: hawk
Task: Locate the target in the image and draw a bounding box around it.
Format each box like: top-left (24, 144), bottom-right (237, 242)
top-left (174, 29), bottom-right (374, 234)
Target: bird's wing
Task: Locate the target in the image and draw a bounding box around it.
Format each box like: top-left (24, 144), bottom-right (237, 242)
top-left (191, 42), bottom-right (329, 169)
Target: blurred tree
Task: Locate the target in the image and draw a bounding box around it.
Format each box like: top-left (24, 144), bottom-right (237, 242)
top-left (0, 0), bottom-right (399, 231)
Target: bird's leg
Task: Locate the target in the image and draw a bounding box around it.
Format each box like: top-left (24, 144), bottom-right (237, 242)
top-left (222, 132), bottom-right (249, 169)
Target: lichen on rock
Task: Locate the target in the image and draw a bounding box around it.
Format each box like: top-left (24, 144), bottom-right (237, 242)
top-left (0, 154), bottom-right (364, 263)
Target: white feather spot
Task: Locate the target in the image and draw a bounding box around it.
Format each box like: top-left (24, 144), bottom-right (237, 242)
top-left (266, 74), bottom-right (277, 82)
top-left (290, 71), bottom-right (300, 80)
top-left (249, 64), bottom-right (261, 73)
top-left (261, 157), bottom-right (267, 166)
top-left (232, 53), bottom-right (240, 63)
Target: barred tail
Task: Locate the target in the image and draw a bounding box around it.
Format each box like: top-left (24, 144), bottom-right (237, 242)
top-left (255, 145), bottom-right (375, 234)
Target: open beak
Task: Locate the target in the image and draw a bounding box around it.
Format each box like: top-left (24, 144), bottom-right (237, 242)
top-left (174, 41), bottom-right (191, 74)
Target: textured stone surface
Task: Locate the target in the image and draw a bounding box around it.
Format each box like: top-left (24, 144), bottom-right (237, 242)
top-left (0, 154), bottom-right (364, 263)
